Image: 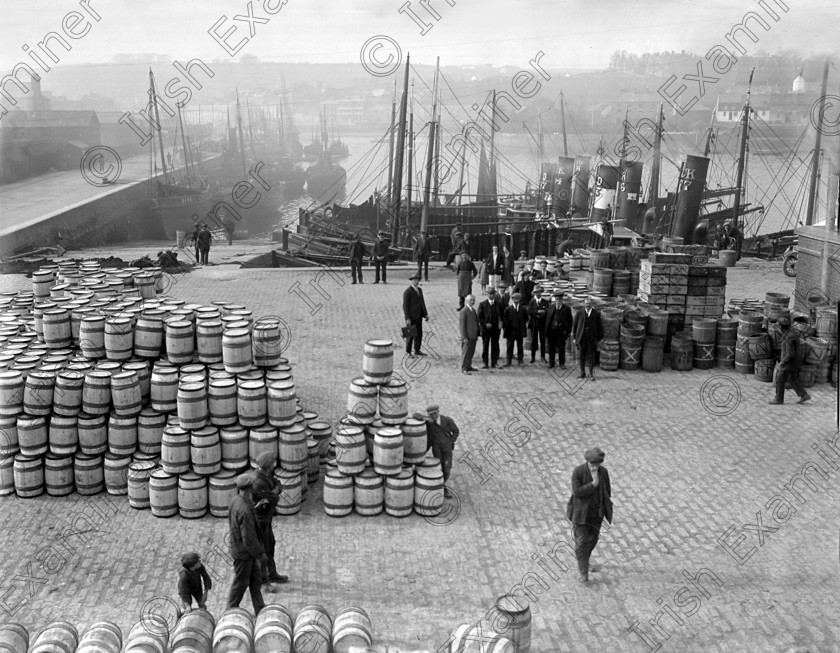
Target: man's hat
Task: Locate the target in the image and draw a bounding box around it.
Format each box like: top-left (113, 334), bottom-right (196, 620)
top-left (533, 286), bottom-right (543, 293)
top-left (777, 315), bottom-right (791, 327)
top-left (409, 274), bottom-right (421, 281)
top-left (426, 404), bottom-right (439, 413)
top-left (511, 292), bottom-right (522, 300)
top-left (378, 230), bottom-right (389, 237)
top-left (181, 552), bottom-right (200, 568)
top-left (585, 447), bottom-right (605, 464)
top-left (487, 287), bottom-right (497, 294)
top-left (235, 473), bottom-right (254, 489)
top-left (552, 289), bottom-right (564, 297)
top-left (499, 281), bottom-right (510, 288)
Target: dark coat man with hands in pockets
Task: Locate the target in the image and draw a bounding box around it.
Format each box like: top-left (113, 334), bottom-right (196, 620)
top-left (226, 472), bottom-right (267, 615)
top-left (403, 274), bottom-right (429, 357)
top-left (568, 447), bottom-right (613, 584)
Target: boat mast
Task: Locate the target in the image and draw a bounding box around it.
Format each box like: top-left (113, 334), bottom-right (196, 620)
top-left (406, 80), bottom-right (415, 225)
top-left (177, 104), bottom-right (192, 182)
top-left (645, 103), bottom-right (663, 230)
top-left (560, 90), bottom-right (568, 157)
top-left (386, 80), bottom-right (397, 202)
top-left (278, 103), bottom-right (284, 156)
top-left (731, 67), bottom-right (754, 233)
top-left (235, 88), bottom-right (247, 177)
top-left (704, 98), bottom-right (718, 157)
top-left (489, 89), bottom-right (497, 199)
top-left (149, 69), bottom-right (168, 185)
top-left (421, 57), bottom-right (440, 234)
top-left (456, 130), bottom-right (469, 207)
top-left (391, 54), bottom-right (410, 244)
top-left (806, 61), bottom-right (830, 226)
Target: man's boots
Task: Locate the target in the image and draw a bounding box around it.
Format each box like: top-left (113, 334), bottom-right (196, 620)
top-left (578, 559), bottom-right (589, 584)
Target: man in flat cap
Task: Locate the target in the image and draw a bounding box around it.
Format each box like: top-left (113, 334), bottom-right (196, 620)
top-left (177, 552), bottom-right (211, 615)
top-left (477, 287), bottom-right (502, 369)
top-left (251, 452), bottom-right (289, 587)
top-left (545, 290), bottom-right (573, 369)
top-left (413, 230), bottom-right (432, 282)
top-left (403, 273), bottom-right (429, 357)
top-left (567, 447), bottom-right (613, 584)
top-left (416, 404), bottom-right (460, 497)
top-left (527, 286), bottom-right (549, 364)
top-left (226, 472), bottom-right (267, 615)
top-left (503, 291), bottom-right (528, 366)
top-left (769, 314), bottom-right (811, 405)
top-left (372, 232), bottom-right (390, 284)
top-left (459, 294), bottom-right (480, 374)
top-left (573, 297), bottom-right (603, 380)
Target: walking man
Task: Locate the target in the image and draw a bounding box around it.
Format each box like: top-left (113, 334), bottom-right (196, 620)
top-left (527, 286), bottom-right (549, 363)
top-left (226, 473), bottom-right (266, 616)
top-left (568, 447), bottom-right (613, 584)
top-left (459, 294), bottom-right (480, 374)
top-left (372, 232), bottom-right (390, 284)
top-left (403, 274), bottom-right (428, 357)
top-left (503, 291), bottom-right (528, 367)
top-left (769, 315), bottom-right (811, 405)
top-left (177, 553), bottom-right (211, 616)
top-left (251, 452), bottom-right (289, 587)
top-left (197, 224), bottom-right (212, 265)
top-left (417, 404), bottom-right (460, 497)
top-left (414, 230), bottom-right (432, 281)
top-left (573, 297), bottom-right (602, 380)
top-left (545, 290), bottom-right (573, 369)
top-left (477, 287), bottom-right (502, 369)
top-left (349, 234), bottom-right (367, 284)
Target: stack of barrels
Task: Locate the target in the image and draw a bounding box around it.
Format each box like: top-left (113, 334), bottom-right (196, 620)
top-left (0, 263), bottom-right (325, 520)
top-left (322, 339), bottom-right (442, 519)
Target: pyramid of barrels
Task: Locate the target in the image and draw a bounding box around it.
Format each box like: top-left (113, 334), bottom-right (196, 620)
top-left (320, 339), bottom-right (445, 519)
top-left (729, 294), bottom-right (838, 388)
top-left (0, 603), bottom-right (374, 653)
top-left (0, 261), bottom-right (328, 520)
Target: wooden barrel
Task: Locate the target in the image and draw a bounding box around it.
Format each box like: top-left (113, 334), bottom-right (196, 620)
top-left (401, 417), bottom-right (428, 465)
top-left (191, 426), bottom-right (222, 476)
top-left (598, 340), bottom-right (619, 372)
top-left (347, 377), bottom-right (377, 424)
top-left (212, 608), bottom-right (254, 653)
top-left (734, 334), bottom-right (754, 374)
top-left (44, 452), bottom-right (75, 496)
top-left (274, 468), bottom-right (303, 515)
top-left (278, 423), bottom-right (307, 472)
top-left (104, 317), bottom-right (133, 361)
top-left (79, 315), bottom-right (106, 358)
top-left (206, 377), bottom-right (236, 428)
top-left (450, 624), bottom-right (514, 653)
top-left (127, 460), bottom-right (156, 510)
top-left (163, 320), bottom-right (193, 365)
top-left (692, 318), bottom-right (718, 344)
top-left (414, 465), bottom-right (444, 516)
top-left (138, 407), bottom-right (165, 454)
top-left (171, 609), bottom-right (215, 651)
top-left (599, 307), bottom-right (623, 341)
top-left (489, 593), bottom-right (532, 653)
top-left (737, 311), bottom-right (763, 337)
top-left (178, 471), bottom-right (208, 519)
top-left (150, 366), bottom-right (178, 413)
top-left (249, 424), bottom-right (278, 467)
top-left (223, 328), bottom-right (252, 374)
top-left (32, 269), bottom-right (55, 298)
top-left (362, 339), bottom-right (394, 385)
top-left (30, 622), bottom-right (78, 653)
top-left (815, 306), bottom-right (837, 338)
top-left (108, 413), bottom-right (137, 457)
top-left (177, 382), bottom-right (208, 430)
top-left (196, 320), bottom-right (223, 364)
top-left (82, 370), bottom-right (111, 415)
top-left (267, 380), bottom-right (297, 428)
top-left (805, 337), bottom-right (829, 365)
top-left (252, 321), bottom-right (283, 368)
top-left (0, 455), bottom-right (14, 496)
top-left (254, 604), bottom-right (293, 653)
top-left (220, 425), bottom-right (249, 471)
top-left (335, 423), bottom-right (367, 475)
top-left (77, 412), bottom-right (108, 455)
top-left (0, 370), bottom-right (24, 417)
top-left (23, 371), bottom-right (55, 416)
top-left (323, 469), bottom-right (354, 517)
top-left (209, 468), bottom-right (237, 517)
top-left (306, 437), bottom-right (320, 484)
top-left (0, 623), bottom-right (29, 652)
top-left (149, 468), bottom-right (179, 517)
top-left (54, 370), bottom-right (84, 416)
top-left (693, 342), bottom-right (716, 370)
top-left (378, 378), bottom-right (408, 425)
top-left (716, 318), bottom-right (738, 343)
top-left (238, 379), bottom-right (267, 428)
top-left (134, 314), bottom-right (164, 359)
top-left (373, 427), bottom-right (403, 476)
top-left (715, 342), bottom-right (736, 369)
top-left (74, 451), bottom-right (104, 495)
top-left (354, 467), bottom-right (384, 516)
top-left (160, 425), bottom-right (191, 474)
top-left (43, 309), bottom-right (72, 349)
top-left (669, 336), bottom-right (694, 372)
top-left (293, 605), bottom-right (331, 653)
top-left (754, 358), bottom-right (775, 383)
top-left (641, 336), bottom-right (664, 373)
top-left (124, 619), bottom-right (169, 653)
top-left (13, 453), bottom-right (44, 498)
top-left (747, 333), bottom-right (773, 361)
top-left (308, 421), bottom-right (333, 461)
top-left (111, 371), bottom-right (142, 417)
top-left (76, 621), bottom-right (122, 653)
top-left (797, 364), bottom-right (817, 388)
top-left (0, 416), bottom-right (18, 456)
top-left (102, 449), bottom-right (130, 494)
top-left (384, 467), bottom-right (414, 518)
top-left (619, 341), bottom-right (642, 371)
top-left (18, 414), bottom-right (48, 456)
top-left (332, 606), bottom-right (372, 653)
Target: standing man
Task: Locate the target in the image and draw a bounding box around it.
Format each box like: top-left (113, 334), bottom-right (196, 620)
top-left (573, 297), bottom-right (603, 380)
top-left (601, 211), bottom-right (614, 248)
top-left (769, 315), bottom-right (811, 405)
top-left (189, 224), bottom-right (201, 263)
top-left (418, 405), bottom-right (459, 497)
top-left (502, 245), bottom-right (515, 287)
top-left (459, 294), bottom-right (480, 374)
top-left (226, 473), bottom-right (266, 616)
top-left (486, 245), bottom-right (504, 290)
top-left (568, 447), bottom-right (613, 584)
top-left (513, 270), bottom-right (535, 307)
top-left (477, 287), bottom-right (502, 369)
top-left (414, 230), bottom-right (432, 282)
top-left (545, 290), bottom-right (573, 369)
top-left (251, 452), bottom-right (289, 587)
top-left (527, 286), bottom-right (549, 364)
top-left (372, 232), bottom-right (390, 284)
top-left (503, 291), bottom-right (528, 367)
top-left (197, 224), bottom-right (212, 265)
top-left (403, 274), bottom-right (429, 357)
top-left (349, 233), bottom-right (367, 284)
top-left (455, 252), bottom-right (477, 311)
top-left (177, 553), bottom-right (211, 616)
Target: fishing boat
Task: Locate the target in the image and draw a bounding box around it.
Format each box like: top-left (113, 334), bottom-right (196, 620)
top-left (305, 108), bottom-right (346, 203)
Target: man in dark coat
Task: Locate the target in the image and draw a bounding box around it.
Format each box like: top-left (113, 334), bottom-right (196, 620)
top-left (502, 245), bottom-right (515, 286)
top-left (197, 225), bottom-right (212, 265)
top-left (769, 315), bottom-right (811, 405)
top-left (455, 252), bottom-right (477, 310)
top-left (573, 297), bottom-right (603, 380)
top-left (417, 404), bottom-right (460, 497)
top-left (177, 552), bottom-right (212, 615)
top-left (459, 294), bottom-right (480, 374)
top-left (568, 447), bottom-right (613, 584)
top-left (348, 234), bottom-right (367, 284)
top-left (188, 224), bottom-right (201, 263)
top-left (513, 270), bottom-right (535, 307)
top-left (226, 473), bottom-right (266, 615)
top-left (251, 452), bottom-right (289, 587)
top-left (503, 291), bottom-right (529, 366)
top-left (477, 287), bottom-right (502, 369)
top-left (527, 286), bottom-right (549, 363)
top-left (414, 230), bottom-right (432, 281)
top-left (403, 274), bottom-right (429, 357)
top-left (372, 232), bottom-right (390, 284)
top-left (545, 290), bottom-right (573, 369)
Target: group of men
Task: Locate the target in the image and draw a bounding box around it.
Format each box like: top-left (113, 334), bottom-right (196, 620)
top-left (348, 231), bottom-right (392, 284)
top-left (188, 224), bottom-right (214, 265)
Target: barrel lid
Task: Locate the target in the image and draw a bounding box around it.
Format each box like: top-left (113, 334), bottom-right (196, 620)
top-left (26, 370), bottom-right (56, 380)
top-left (210, 377), bottom-right (236, 388)
top-left (57, 370), bottom-right (84, 381)
top-left (402, 418), bottom-right (424, 427)
top-left (250, 424), bottom-right (276, 433)
top-left (44, 308), bottom-right (68, 315)
top-left (179, 382), bottom-right (204, 392)
top-left (163, 425), bottom-right (188, 435)
top-left (350, 377), bottom-right (374, 388)
top-left (384, 378), bottom-right (406, 389)
top-left (268, 380), bottom-right (295, 390)
top-left (496, 593), bottom-right (530, 613)
top-left (150, 468), bottom-right (174, 479)
top-left (181, 364), bottom-right (205, 374)
top-left (309, 421), bottom-right (331, 431)
top-left (122, 361), bottom-right (148, 371)
top-left (224, 327), bottom-right (249, 336)
top-left (239, 380), bottom-right (265, 390)
top-left (376, 427), bottom-right (402, 437)
top-left (85, 370), bottom-right (111, 379)
top-left (253, 321), bottom-right (278, 331)
top-left (213, 468), bottom-right (237, 478)
top-left (193, 425), bottom-right (218, 436)
top-left (197, 320), bottom-right (223, 329)
top-left (165, 320), bottom-right (191, 329)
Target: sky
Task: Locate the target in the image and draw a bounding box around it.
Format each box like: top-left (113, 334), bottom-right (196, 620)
top-left (1, 0), bottom-right (838, 72)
